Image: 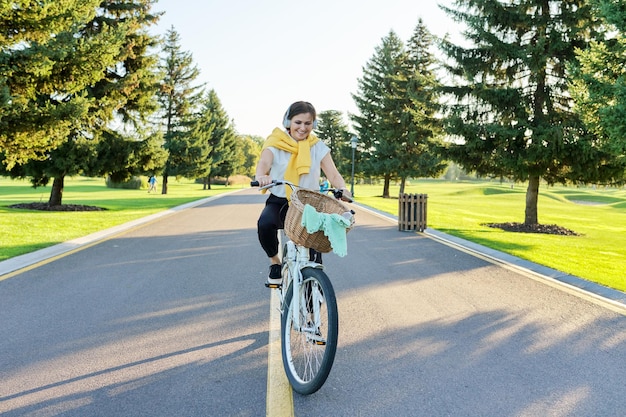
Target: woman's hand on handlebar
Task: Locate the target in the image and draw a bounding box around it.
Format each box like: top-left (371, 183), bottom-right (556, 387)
top-left (332, 188), bottom-right (353, 203)
top-left (255, 175), bottom-right (273, 187)
top-left (251, 178), bottom-right (281, 190)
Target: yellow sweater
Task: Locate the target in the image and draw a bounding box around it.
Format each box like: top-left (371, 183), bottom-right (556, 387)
top-left (262, 128), bottom-right (320, 198)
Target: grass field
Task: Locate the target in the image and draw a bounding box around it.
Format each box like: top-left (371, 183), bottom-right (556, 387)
top-left (1, 176), bottom-right (625, 292)
top-left (356, 179), bottom-right (626, 292)
top-left (0, 176), bottom-right (241, 260)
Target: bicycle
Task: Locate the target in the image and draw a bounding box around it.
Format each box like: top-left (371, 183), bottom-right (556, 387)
top-left (252, 179), bottom-right (355, 395)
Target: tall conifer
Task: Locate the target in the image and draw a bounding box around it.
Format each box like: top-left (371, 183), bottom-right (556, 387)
top-left (440, 0), bottom-right (602, 224)
top-left (0, 1), bottom-right (102, 168)
top-left (570, 0), bottom-right (626, 182)
top-left (398, 19), bottom-right (446, 193)
top-left (203, 90), bottom-right (237, 187)
top-left (0, 0), bottom-right (163, 205)
top-left (352, 31), bottom-right (407, 197)
top-left (316, 110), bottom-right (351, 175)
top-left (157, 27), bottom-right (205, 194)
top-left (352, 25), bottom-right (445, 197)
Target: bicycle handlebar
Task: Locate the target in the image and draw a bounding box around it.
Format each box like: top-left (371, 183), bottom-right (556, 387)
top-left (250, 180), bottom-right (353, 204)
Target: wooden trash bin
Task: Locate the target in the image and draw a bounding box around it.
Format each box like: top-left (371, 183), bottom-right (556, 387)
top-left (398, 193), bottom-right (427, 232)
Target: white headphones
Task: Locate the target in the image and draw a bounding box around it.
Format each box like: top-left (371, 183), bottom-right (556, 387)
top-left (283, 104), bottom-right (318, 129)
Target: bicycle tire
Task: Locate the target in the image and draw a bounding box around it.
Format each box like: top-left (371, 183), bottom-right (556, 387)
top-left (281, 267), bottom-right (338, 395)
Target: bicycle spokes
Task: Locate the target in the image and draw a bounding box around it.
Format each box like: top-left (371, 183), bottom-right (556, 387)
top-left (282, 270), bottom-right (338, 394)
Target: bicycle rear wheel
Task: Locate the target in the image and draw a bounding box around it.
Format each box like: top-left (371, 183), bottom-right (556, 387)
top-left (281, 267), bottom-right (338, 395)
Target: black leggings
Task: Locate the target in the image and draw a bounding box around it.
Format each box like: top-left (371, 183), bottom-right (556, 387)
top-left (257, 193), bottom-right (322, 263)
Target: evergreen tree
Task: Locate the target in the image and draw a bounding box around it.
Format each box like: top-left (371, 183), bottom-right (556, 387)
top-left (84, 0), bottom-right (166, 187)
top-left (316, 110), bottom-right (352, 177)
top-left (157, 27), bottom-right (205, 194)
top-left (316, 110), bottom-right (346, 156)
top-left (352, 26), bottom-right (445, 197)
top-left (0, 0), bottom-right (101, 169)
top-left (397, 19), bottom-right (447, 193)
top-left (203, 90), bottom-right (237, 187)
top-left (1, 0), bottom-right (163, 205)
top-left (352, 31), bottom-right (406, 198)
top-left (570, 0), bottom-right (626, 182)
top-left (222, 139), bottom-right (246, 182)
top-left (440, 0), bottom-right (602, 225)
top-left (239, 135), bottom-right (263, 178)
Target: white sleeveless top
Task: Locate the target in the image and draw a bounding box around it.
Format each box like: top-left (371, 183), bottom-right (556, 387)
top-left (268, 141), bottom-right (330, 198)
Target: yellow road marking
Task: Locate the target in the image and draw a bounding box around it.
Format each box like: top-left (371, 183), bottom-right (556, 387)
top-left (266, 289), bottom-right (294, 417)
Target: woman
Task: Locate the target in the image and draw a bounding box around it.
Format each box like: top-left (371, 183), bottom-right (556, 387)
top-left (255, 101), bottom-right (352, 285)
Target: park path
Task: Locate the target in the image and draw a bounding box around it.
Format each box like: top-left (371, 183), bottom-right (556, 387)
top-left (1, 189), bottom-right (625, 417)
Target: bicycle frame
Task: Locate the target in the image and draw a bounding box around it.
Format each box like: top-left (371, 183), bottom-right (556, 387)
top-left (279, 232), bottom-right (324, 332)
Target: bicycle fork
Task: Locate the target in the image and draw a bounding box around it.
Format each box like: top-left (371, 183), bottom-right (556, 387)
top-left (283, 242), bottom-right (326, 343)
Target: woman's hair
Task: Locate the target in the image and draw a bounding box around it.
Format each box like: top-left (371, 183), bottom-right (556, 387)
top-left (284, 101), bottom-right (316, 123)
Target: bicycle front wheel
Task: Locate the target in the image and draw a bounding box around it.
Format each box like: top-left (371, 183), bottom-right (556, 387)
top-left (281, 267), bottom-right (338, 395)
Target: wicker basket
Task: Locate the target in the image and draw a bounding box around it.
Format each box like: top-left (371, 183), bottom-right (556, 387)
top-left (284, 189), bottom-right (353, 253)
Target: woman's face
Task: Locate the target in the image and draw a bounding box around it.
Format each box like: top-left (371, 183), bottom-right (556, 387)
top-left (288, 112), bottom-right (315, 141)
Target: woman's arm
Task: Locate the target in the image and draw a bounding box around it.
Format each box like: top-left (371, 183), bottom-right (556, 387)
top-left (255, 148), bottom-right (274, 186)
top-left (320, 153), bottom-right (352, 199)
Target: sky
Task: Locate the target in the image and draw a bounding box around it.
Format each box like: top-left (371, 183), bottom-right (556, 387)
top-left (151, 0), bottom-right (461, 138)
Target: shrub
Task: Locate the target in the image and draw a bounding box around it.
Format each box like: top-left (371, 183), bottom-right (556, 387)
top-left (105, 176), bottom-right (145, 189)
top-left (194, 175), bottom-right (252, 186)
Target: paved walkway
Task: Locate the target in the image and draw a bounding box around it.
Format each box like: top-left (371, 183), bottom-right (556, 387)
top-left (3, 189), bottom-right (626, 417)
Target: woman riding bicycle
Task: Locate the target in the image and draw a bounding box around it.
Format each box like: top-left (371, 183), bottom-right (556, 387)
top-left (255, 101), bottom-right (352, 286)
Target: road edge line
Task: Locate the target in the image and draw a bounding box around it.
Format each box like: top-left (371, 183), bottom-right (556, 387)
top-left (353, 203), bottom-right (626, 315)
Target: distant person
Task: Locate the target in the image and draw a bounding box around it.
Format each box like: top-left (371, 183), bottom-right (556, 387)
top-left (148, 175), bottom-right (157, 193)
top-left (319, 176), bottom-right (330, 193)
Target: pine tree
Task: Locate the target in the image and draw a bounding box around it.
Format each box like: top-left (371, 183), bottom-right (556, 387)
top-left (84, 0), bottom-right (166, 189)
top-left (239, 135), bottom-right (263, 178)
top-left (1, 0), bottom-right (163, 206)
top-left (570, 0), bottom-right (626, 183)
top-left (202, 90), bottom-right (237, 188)
top-left (158, 27), bottom-right (206, 194)
top-left (352, 26), bottom-right (445, 197)
top-left (440, 0), bottom-right (602, 225)
top-left (352, 31), bottom-right (407, 198)
top-left (0, 0), bottom-right (101, 169)
top-left (316, 110), bottom-right (351, 176)
top-left (397, 19), bottom-right (446, 193)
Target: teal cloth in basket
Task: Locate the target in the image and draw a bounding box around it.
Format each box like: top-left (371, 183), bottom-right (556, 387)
top-left (301, 203), bottom-right (351, 257)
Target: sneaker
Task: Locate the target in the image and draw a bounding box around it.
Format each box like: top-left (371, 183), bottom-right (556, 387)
top-left (266, 264), bottom-right (282, 286)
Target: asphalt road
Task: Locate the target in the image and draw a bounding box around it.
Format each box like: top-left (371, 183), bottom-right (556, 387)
top-left (1, 189), bottom-right (625, 417)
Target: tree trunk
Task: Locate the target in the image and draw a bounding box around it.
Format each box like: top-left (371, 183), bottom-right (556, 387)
top-left (382, 174), bottom-right (391, 198)
top-left (161, 174), bottom-right (168, 194)
top-left (399, 177), bottom-right (406, 195)
top-left (525, 175), bottom-right (539, 225)
top-left (48, 176), bottom-right (65, 206)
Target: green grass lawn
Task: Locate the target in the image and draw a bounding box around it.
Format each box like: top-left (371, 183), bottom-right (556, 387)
top-left (0, 176), bottom-right (239, 260)
top-left (355, 180), bottom-right (626, 292)
top-left (2, 176), bottom-right (625, 293)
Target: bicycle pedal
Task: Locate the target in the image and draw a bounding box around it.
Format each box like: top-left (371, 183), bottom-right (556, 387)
top-left (315, 340), bottom-right (326, 346)
top-left (265, 282), bottom-right (282, 289)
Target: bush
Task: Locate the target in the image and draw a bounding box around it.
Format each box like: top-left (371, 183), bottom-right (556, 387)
top-left (228, 175), bottom-right (252, 185)
top-left (105, 176), bottom-right (145, 189)
top-left (194, 175), bottom-right (252, 186)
